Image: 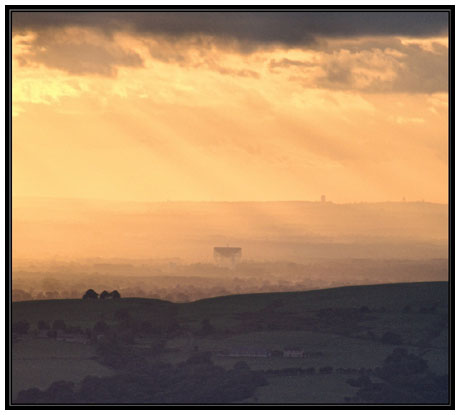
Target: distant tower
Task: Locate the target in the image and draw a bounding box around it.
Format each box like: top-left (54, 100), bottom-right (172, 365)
top-left (213, 247), bottom-right (242, 268)
top-left (321, 195), bottom-right (326, 203)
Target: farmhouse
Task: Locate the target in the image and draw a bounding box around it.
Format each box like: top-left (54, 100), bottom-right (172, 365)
top-left (37, 329), bottom-right (49, 338)
top-left (56, 332), bottom-right (89, 344)
top-left (220, 348), bottom-right (271, 358)
top-left (283, 348), bottom-right (305, 358)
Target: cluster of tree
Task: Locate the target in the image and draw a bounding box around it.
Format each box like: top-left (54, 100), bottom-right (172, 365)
top-left (264, 367), bottom-right (317, 376)
top-left (15, 352), bottom-right (267, 404)
top-left (82, 289), bottom-right (120, 300)
top-left (380, 331), bottom-right (403, 345)
top-left (345, 348), bottom-right (448, 404)
top-left (230, 304), bottom-right (379, 336)
top-left (12, 321), bottom-right (30, 335)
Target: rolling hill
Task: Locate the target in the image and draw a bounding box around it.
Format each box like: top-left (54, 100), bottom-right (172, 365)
top-left (11, 281), bottom-right (449, 404)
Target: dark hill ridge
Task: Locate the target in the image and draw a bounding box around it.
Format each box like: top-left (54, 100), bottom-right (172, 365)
top-left (13, 281), bottom-right (448, 328)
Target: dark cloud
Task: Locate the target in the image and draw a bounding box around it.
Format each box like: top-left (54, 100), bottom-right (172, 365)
top-left (311, 40), bottom-right (448, 93)
top-left (375, 42), bottom-right (448, 94)
top-left (13, 11), bottom-right (449, 48)
top-left (269, 58), bottom-right (317, 71)
top-left (14, 28), bottom-right (143, 76)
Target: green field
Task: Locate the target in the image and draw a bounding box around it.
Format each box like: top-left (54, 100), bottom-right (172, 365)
top-left (11, 338), bottom-right (114, 399)
top-left (11, 281), bottom-right (449, 403)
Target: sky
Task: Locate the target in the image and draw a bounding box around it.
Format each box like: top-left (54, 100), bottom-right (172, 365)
top-left (12, 10), bottom-right (450, 204)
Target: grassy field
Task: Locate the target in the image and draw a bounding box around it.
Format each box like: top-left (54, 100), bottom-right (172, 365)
top-left (164, 330), bottom-right (409, 371)
top-left (11, 281), bottom-right (449, 403)
top-left (241, 374), bottom-right (358, 404)
top-left (11, 338), bottom-right (114, 399)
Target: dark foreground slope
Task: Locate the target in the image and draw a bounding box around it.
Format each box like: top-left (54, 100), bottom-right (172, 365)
top-left (12, 282), bottom-right (449, 404)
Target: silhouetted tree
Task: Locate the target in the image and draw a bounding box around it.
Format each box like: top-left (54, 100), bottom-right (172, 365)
top-left (185, 351), bottom-right (213, 365)
top-left (381, 331), bottom-right (403, 345)
top-left (45, 380), bottom-right (76, 403)
top-left (12, 320), bottom-right (29, 335)
top-left (47, 329), bottom-right (57, 338)
top-left (140, 321), bottom-right (152, 334)
top-left (16, 387), bottom-right (43, 403)
top-left (345, 348), bottom-right (447, 404)
top-left (319, 366), bottom-right (333, 374)
top-left (200, 318), bottom-right (215, 336)
top-left (94, 321), bottom-right (109, 333)
top-left (99, 290), bottom-right (110, 300)
top-left (114, 308), bottom-right (131, 322)
top-left (234, 361), bottom-right (250, 371)
top-left (150, 337), bottom-right (166, 355)
top-left (111, 290), bottom-right (121, 299)
top-left (83, 289), bottom-right (98, 300)
top-left (37, 320), bottom-right (50, 331)
top-left (402, 305), bottom-right (412, 313)
top-left (52, 320), bottom-right (66, 331)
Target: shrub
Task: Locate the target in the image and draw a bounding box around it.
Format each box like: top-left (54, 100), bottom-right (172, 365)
top-left (115, 308), bottom-right (131, 321)
top-left (99, 290), bottom-right (110, 300)
top-left (319, 366), bottom-right (333, 374)
top-left (234, 361), bottom-right (250, 371)
top-left (381, 331), bottom-right (402, 345)
top-left (12, 320), bottom-right (29, 334)
top-left (52, 320), bottom-right (66, 331)
top-left (37, 320), bottom-right (50, 330)
top-left (94, 321), bottom-right (109, 333)
top-left (82, 289), bottom-right (98, 300)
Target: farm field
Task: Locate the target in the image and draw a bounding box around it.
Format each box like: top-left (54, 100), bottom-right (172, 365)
top-left (11, 281), bottom-right (449, 404)
top-left (11, 338), bottom-right (114, 399)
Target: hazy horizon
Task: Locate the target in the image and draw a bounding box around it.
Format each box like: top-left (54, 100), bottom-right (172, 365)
top-left (12, 10), bottom-right (449, 291)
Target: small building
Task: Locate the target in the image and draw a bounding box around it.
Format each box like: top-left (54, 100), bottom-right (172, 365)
top-left (56, 332), bottom-right (89, 344)
top-left (283, 348), bottom-right (305, 358)
top-left (213, 247), bottom-right (242, 268)
top-left (221, 348), bottom-right (271, 358)
top-left (37, 329), bottom-right (49, 338)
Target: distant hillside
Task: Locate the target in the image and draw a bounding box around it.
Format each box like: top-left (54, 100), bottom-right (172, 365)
top-left (13, 198), bottom-right (448, 261)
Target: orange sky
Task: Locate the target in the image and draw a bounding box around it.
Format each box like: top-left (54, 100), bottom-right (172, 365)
top-left (12, 15), bottom-right (449, 204)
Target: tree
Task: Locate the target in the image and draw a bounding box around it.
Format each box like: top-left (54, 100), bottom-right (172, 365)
top-left (111, 290), bottom-right (121, 299)
top-left (94, 321), bottom-right (109, 333)
top-left (47, 329), bottom-right (57, 338)
top-left (115, 308), bottom-right (131, 321)
top-left (233, 361), bottom-right (250, 371)
top-left (319, 366), bottom-right (333, 374)
top-left (346, 348), bottom-right (444, 404)
top-left (99, 290), bottom-right (110, 300)
top-left (185, 351), bottom-right (213, 365)
top-left (52, 320), bottom-right (66, 331)
top-left (37, 320), bottom-right (50, 331)
top-left (83, 289), bottom-right (98, 300)
top-left (15, 387), bottom-right (43, 403)
top-left (12, 320), bottom-right (29, 335)
top-left (45, 380), bottom-right (76, 403)
top-left (381, 331), bottom-right (403, 345)
top-left (200, 318), bottom-right (215, 336)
